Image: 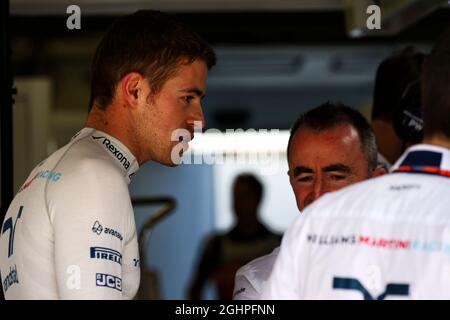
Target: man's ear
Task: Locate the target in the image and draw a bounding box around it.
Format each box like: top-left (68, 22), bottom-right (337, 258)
top-left (372, 166), bottom-right (388, 177)
top-left (120, 72), bottom-right (147, 108)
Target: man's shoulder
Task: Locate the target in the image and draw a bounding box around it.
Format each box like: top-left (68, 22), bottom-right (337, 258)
top-left (45, 138), bottom-right (132, 221)
top-left (233, 247), bottom-right (280, 300)
top-left (236, 247), bottom-right (280, 280)
top-left (302, 171), bottom-right (450, 226)
top-left (305, 175), bottom-right (390, 212)
top-left (319, 170), bottom-right (448, 205)
top-left (43, 137), bottom-right (126, 197)
top-left (54, 136), bottom-right (123, 178)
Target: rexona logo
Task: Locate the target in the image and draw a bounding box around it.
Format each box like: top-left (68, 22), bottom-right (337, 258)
top-left (90, 247), bottom-right (122, 265)
top-left (92, 136), bottom-right (130, 170)
top-left (91, 221), bottom-right (123, 241)
top-left (96, 273), bottom-right (122, 292)
top-left (333, 277), bottom-right (410, 300)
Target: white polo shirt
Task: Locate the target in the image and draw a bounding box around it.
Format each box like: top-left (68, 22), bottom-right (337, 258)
top-left (0, 128), bottom-right (141, 299)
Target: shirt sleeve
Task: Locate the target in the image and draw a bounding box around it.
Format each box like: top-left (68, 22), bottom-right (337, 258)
top-left (233, 266), bottom-right (261, 300)
top-left (260, 215), bottom-right (308, 300)
top-left (48, 160), bottom-right (136, 299)
top-left (121, 211), bottom-right (140, 299)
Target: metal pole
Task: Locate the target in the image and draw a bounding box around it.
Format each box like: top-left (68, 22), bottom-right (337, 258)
top-left (0, 0), bottom-right (14, 300)
top-left (1, 0), bottom-right (14, 247)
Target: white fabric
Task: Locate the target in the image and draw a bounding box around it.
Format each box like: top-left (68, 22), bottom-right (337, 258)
top-left (0, 128), bottom-right (140, 299)
top-left (261, 144), bottom-right (450, 300)
top-left (233, 152), bottom-right (392, 301)
top-left (377, 152), bottom-right (392, 171)
top-left (233, 247), bottom-right (280, 300)
top-left (233, 151), bottom-right (391, 301)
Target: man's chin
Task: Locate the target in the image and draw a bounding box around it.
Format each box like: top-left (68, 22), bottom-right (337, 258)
top-left (166, 161), bottom-right (180, 168)
top-left (169, 142), bottom-right (190, 166)
top-left (154, 158), bottom-right (180, 167)
top-left (163, 152), bottom-right (186, 167)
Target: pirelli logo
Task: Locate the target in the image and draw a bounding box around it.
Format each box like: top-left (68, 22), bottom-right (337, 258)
top-left (90, 247), bottom-right (122, 265)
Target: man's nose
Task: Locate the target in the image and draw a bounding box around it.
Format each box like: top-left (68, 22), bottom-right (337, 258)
top-left (303, 179), bottom-right (325, 209)
top-left (312, 178), bottom-right (324, 201)
top-left (188, 103), bottom-right (205, 130)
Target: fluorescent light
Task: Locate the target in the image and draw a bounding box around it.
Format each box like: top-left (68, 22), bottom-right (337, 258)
top-left (189, 130), bottom-right (290, 155)
top-left (349, 28), bottom-right (363, 38)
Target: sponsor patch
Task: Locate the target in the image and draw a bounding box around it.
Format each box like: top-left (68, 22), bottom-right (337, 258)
top-left (90, 247), bottom-right (122, 265)
top-left (96, 273), bottom-right (122, 292)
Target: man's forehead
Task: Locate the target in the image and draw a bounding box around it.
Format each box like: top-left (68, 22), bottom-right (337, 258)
top-left (169, 60), bottom-right (207, 89)
top-left (295, 124), bottom-right (360, 142)
top-left (290, 125), bottom-right (361, 153)
top-left (288, 125), bottom-right (365, 165)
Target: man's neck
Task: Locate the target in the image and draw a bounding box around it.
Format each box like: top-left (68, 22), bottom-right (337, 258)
top-left (423, 135), bottom-right (450, 150)
top-left (372, 118), bottom-right (403, 164)
top-left (86, 104), bottom-right (145, 164)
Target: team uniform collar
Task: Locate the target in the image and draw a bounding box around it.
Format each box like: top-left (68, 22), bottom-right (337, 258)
top-left (391, 144), bottom-right (450, 178)
top-left (72, 128), bottom-right (140, 183)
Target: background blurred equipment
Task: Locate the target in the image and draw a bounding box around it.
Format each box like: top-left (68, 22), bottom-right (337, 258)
top-left (1, 0), bottom-right (14, 236)
top-left (393, 79), bottom-right (423, 144)
top-left (0, 0), bottom-right (13, 301)
top-left (133, 197), bottom-right (176, 300)
top-left (344, 0), bottom-right (450, 38)
top-left (13, 78), bottom-right (52, 193)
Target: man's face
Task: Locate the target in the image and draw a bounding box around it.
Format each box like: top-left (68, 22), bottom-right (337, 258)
top-left (136, 59), bottom-right (208, 166)
top-left (288, 125), bottom-right (371, 211)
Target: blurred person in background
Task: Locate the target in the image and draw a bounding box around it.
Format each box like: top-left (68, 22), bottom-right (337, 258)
top-left (189, 173), bottom-right (281, 300)
top-left (371, 46), bottom-right (425, 170)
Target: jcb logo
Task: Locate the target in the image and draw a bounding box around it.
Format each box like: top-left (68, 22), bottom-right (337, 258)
top-left (333, 277), bottom-right (409, 300)
top-left (96, 273), bottom-right (122, 292)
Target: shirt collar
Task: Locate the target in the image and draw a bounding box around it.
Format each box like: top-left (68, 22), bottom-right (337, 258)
top-left (377, 152), bottom-right (392, 171)
top-left (72, 128), bottom-right (140, 184)
top-left (391, 144), bottom-right (450, 177)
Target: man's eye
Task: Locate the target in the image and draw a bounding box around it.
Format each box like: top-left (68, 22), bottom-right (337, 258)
top-left (297, 176), bottom-right (313, 182)
top-left (330, 175), bottom-right (346, 181)
top-left (183, 96), bottom-right (194, 103)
